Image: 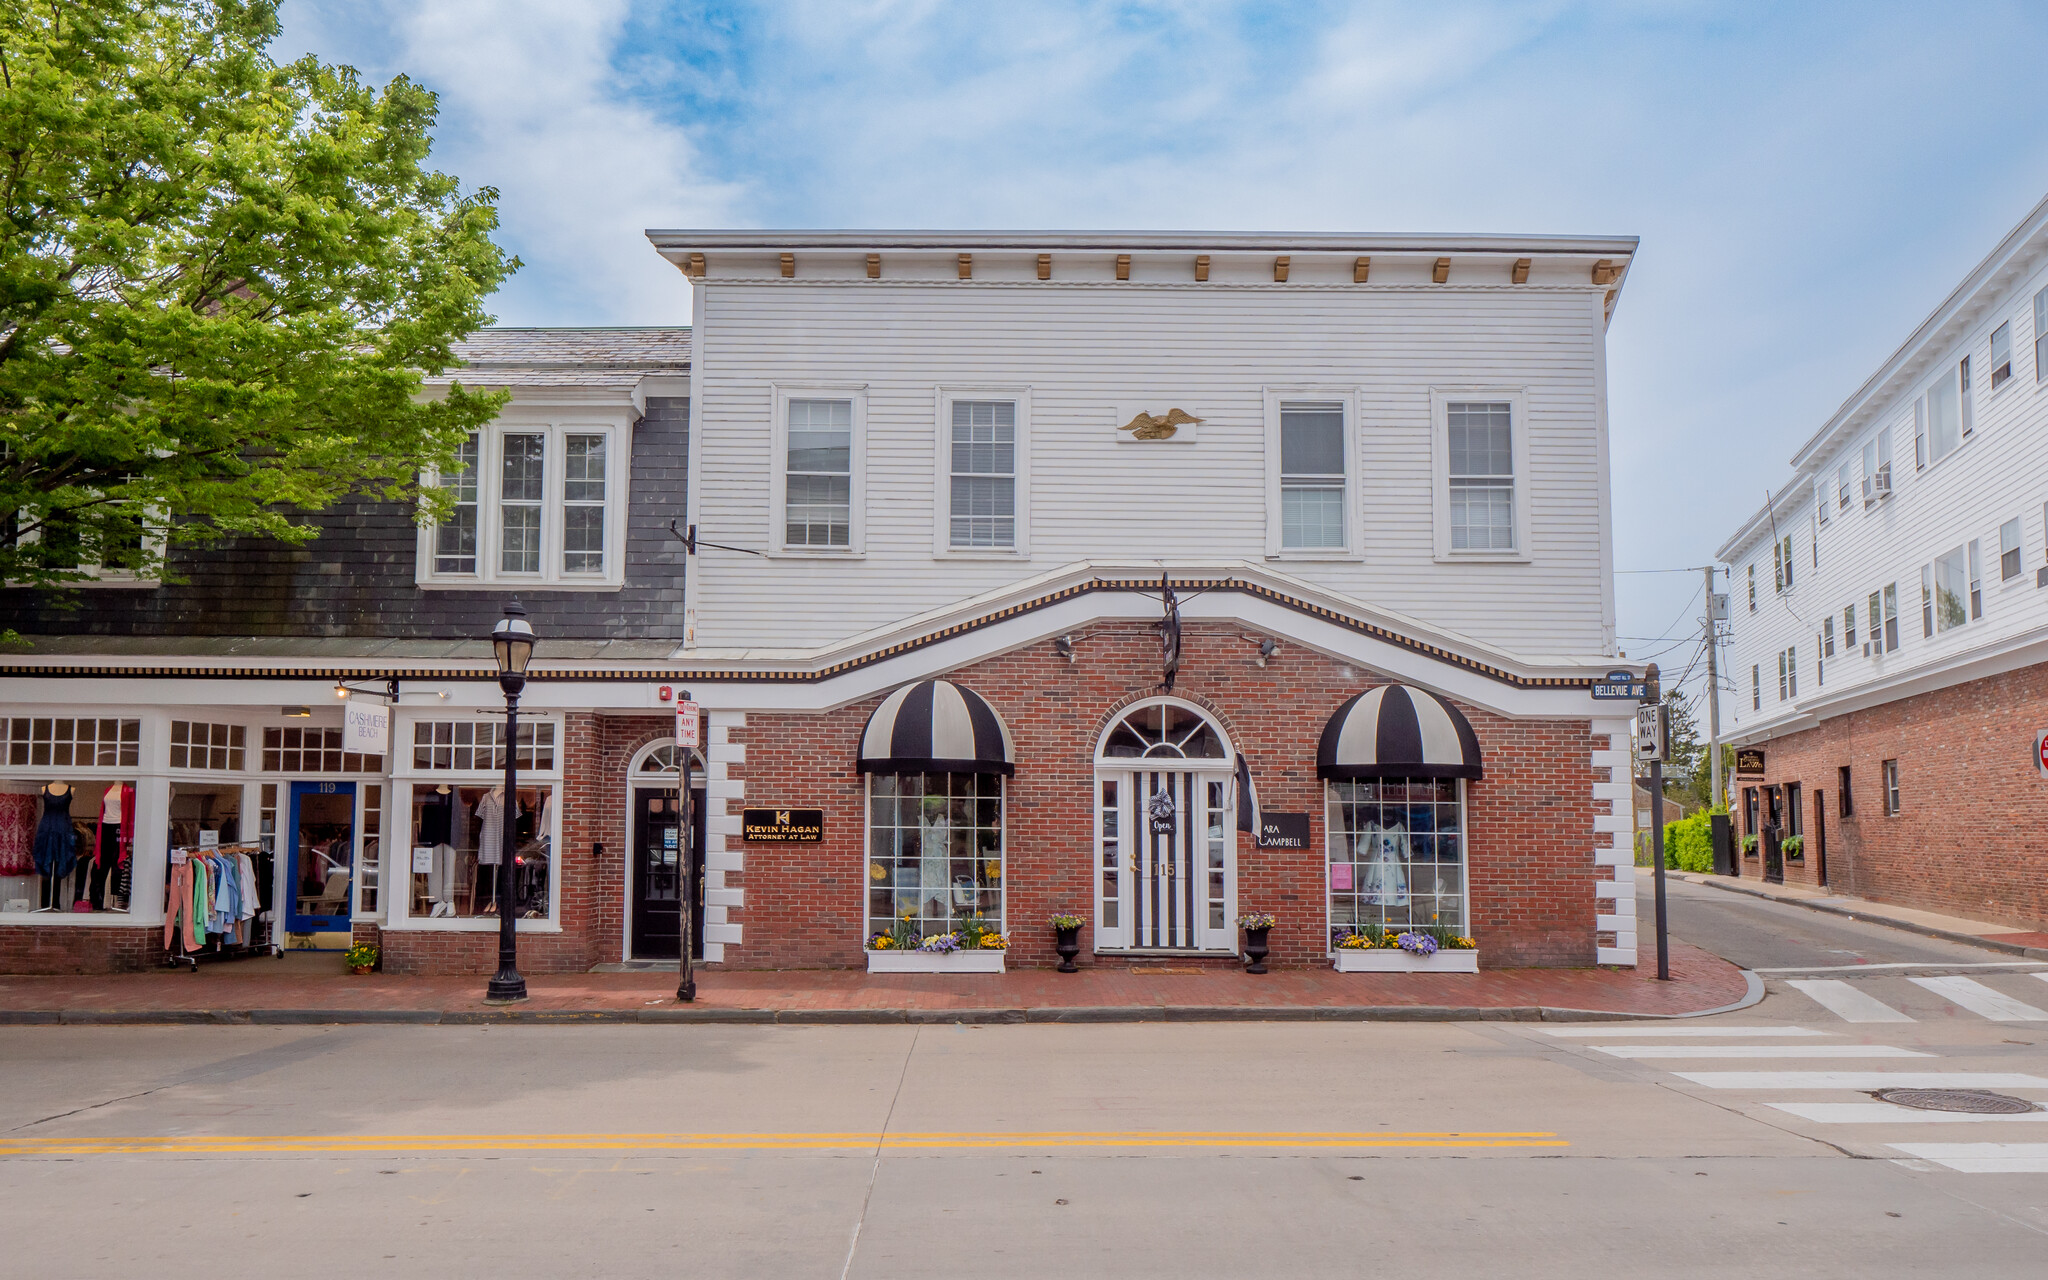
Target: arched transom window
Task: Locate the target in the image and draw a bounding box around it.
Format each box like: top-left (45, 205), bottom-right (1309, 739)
top-left (1098, 700), bottom-right (1227, 761)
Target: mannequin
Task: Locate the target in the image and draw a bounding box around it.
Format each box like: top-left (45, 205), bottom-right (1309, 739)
top-left (33, 782), bottom-right (77, 911)
top-left (474, 784), bottom-right (506, 915)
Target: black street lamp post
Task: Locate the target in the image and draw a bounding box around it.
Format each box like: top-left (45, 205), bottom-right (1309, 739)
top-left (486, 600), bottom-right (535, 1003)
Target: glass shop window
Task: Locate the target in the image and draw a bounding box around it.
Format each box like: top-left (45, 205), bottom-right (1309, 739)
top-left (865, 773), bottom-right (1003, 948)
top-left (1, 779), bottom-right (140, 914)
top-left (404, 783), bottom-right (554, 921)
top-left (1325, 777), bottom-right (1466, 949)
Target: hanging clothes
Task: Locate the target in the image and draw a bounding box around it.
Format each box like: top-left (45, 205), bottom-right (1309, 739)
top-left (164, 858), bottom-right (198, 951)
top-left (32, 785), bottom-right (78, 880)
top-left (417, 790), bottom-right (453, 845)
top-left (237, 853), bottom-right (260, 919)
top-left (0, 792), bottom-right (34, 876)
top-left (1361, 818), bottom-right (1411, 907)
top-left (475, 789), bottom-right (505, 867)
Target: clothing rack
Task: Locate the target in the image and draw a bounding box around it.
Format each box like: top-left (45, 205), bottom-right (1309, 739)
top-left (163, 841), bottom-right (282, 970)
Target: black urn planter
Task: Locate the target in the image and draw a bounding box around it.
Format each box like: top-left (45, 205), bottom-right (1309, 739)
top-left (1054, 925), bottom-right (1082, 973)
top-left (1242, 927), bottom-right (1271, 974)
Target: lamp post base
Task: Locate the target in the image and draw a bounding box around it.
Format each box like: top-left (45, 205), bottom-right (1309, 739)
top-left (486, 968), bottom-right (528, 1002)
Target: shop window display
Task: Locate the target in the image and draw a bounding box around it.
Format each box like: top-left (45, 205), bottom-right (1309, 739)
top-left (867, 773), bottom-right (1002, 946)
top-left (406, 784), bottom-right (552, 919)
top-left (1325, 778), bottom-right (1466, 948)
top-left (0, 778), bottom-right (136, 912)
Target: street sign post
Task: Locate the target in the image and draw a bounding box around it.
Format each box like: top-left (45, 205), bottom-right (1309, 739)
top-left (1637, 670), bottom-right (1671, 982)
top-left (675, 690), bottom-right (696, 1003)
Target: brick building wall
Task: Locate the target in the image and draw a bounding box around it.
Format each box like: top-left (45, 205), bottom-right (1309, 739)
top-left (373, 712), bottom-right (674, 976)
top-left (0, 925), bottom-right (165, 975)
top-left (721, 622), bottom-right (1599, 970)
top-left (1739, 661), bottom-right (2048, 933)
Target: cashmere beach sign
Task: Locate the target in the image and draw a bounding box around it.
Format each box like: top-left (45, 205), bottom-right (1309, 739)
top-left (343, 700), bottom-right (389, 757)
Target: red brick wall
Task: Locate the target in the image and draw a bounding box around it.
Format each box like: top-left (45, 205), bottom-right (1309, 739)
top-left (722, 622), bottom-right (1598, 970)
top-left (1742, 661), bottom-right (2048, 932)
top-left (0, 925), bottom-right (166, 974)
top-left (377, 712), bottom-right (674, 976)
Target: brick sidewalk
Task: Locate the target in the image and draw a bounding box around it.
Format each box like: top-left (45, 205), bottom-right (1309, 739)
top-left (0, 940), bottom-right (1751, 1023)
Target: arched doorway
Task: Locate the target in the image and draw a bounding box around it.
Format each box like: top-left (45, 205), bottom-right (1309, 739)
top-left (1093, 698), bottom-right (1236, 952)
top-left (627, 741), bottom-right (705, 961)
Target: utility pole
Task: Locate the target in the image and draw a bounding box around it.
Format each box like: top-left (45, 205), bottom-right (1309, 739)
top-left (1704, 564), bottom-right (1725, 811)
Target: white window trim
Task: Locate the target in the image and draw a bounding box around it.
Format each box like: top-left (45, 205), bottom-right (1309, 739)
top-left (1263, 387), bottom-right (1360, 559)
top-left (1430, 386), bottom-right (1532, 563)
top-left (415, 414), bottom-right (629, 591)
top-left (769, 382), bottom-right (867, 558)
top-left (8, 505), bottom-right (167, 589)
top-left (930, 385), bottom-right (1031, 558)
top-left (382, 777), bottom-right (563, 933)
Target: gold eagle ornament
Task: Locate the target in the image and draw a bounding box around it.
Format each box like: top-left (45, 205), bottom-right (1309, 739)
top-left (1119, 408), bottom-right (1202, 440)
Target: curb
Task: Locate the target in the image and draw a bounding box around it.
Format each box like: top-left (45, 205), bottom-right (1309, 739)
top-left (0, 997), bottom-right (1751, 1027)
top-left (1678, 874), bottom-right (2048, 961)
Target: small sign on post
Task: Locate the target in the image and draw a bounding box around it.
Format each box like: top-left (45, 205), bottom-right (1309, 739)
top-left (676, 700), bottom-right (700, 752)
top-left (1634, 703), bottom-right (1667, 763)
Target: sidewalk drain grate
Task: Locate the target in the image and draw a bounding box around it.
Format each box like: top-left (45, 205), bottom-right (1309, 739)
top-left (1130, 967), bottom-right (1207, 975)
top-left (1872, 1088), bottom-right (2043, 1114)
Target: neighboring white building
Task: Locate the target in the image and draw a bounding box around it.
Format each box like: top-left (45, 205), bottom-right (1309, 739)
top-left (1713, 192), bottom-right (2048, 926)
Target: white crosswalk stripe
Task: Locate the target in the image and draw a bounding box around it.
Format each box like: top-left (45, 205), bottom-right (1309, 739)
top-left (1540, 1026), bottom-right (1826, 1037)
top-left (1908, 976), bottom-right (2048, 1022)
top-left (1591, 1044), bottom-right (1929, 1059)
top-left (1770, 1103), bottom-right (2048, 1124)
top-left (1669, 1071), bottom-right (2048, 1090)
top-left (1889, 1143), bottom-right (2048, 1174)
top-left (1786, 979), bottom-right (1914, 1022)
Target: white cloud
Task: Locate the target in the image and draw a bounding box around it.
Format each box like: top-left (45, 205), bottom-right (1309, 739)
top-left (278, 0), bottom-right (744, 325)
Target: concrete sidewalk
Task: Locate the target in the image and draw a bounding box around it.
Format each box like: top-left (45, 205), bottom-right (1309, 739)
top-left (0, 940), bottom-right (1755, 1025)
top-left (1662, 867), bottom-right (2048, 960)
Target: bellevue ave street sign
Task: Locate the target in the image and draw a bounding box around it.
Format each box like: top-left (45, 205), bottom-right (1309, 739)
top-left (1592, 669), bottom-right (1649, 700)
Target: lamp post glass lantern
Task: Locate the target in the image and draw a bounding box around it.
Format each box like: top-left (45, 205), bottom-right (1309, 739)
top-left (486, 601), bottom-right (534, 1002)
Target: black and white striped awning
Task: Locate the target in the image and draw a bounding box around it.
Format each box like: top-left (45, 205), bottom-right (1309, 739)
top-left (857, 679), bottom-right (1016, 776)
top-left (1316, 684), bottom-right (1483, 781)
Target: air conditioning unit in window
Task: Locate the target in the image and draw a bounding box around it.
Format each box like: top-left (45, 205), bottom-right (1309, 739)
top-left (1872, 465), bottom-right (1892, 498)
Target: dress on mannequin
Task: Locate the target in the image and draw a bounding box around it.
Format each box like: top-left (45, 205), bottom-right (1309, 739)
top-left (0, 792), bottom-right (34, 876)
top-left (33, 785), bottom-right (78, 909)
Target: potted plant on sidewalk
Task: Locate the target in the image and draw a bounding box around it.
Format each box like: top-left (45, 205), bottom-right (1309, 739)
top-left (1237, 911), bottom-right (1276, 974)
top-left (344, 942), bottom-right (378, 975)
top-left (1050, 913), bottom-right (1085, 972)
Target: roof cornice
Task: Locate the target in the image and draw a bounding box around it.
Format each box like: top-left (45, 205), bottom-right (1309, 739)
top-left (645, 229), bottom-right (1640, 256)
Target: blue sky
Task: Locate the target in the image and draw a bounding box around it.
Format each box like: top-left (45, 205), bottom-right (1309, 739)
top-left (279, 0), bottom-right (2048, 709)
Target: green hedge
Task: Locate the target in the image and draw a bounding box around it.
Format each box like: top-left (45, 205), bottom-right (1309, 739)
top-left (1661, 810), bottom-right (1720, 873)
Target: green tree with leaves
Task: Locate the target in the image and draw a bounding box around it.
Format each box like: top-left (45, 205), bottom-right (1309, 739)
top-left (0, 0), bottom-right (514, 609)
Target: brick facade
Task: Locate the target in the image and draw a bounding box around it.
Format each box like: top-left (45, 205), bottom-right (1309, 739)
top-left (1737, 660), bottom-right (2048, 933)
top-left (720, 622), bottom-right (1600, 970)
top-left (0, 924), bottom-right (166, 975)
top-left (369, 712), bottom-right (677, 976)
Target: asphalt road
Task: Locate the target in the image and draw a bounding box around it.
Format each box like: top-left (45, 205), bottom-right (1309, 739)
top-left (6, 883), bottom-right (2046, 1277)
top-left (1646, 871), bottom-right (2011, 970)
top-left (5, 1009), bottom-right (2048, 1278)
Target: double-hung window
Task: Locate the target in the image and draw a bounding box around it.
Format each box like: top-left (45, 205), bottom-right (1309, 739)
top-left (1917, 368), bottom-right (1962, 469)
top-left (1751, 664), bottom-right (1760, 711)
top-left (1748, 564), bottom-right (1757, 611)
top-left (1836, 461), bottom-right (1851, 511)
top-left (785, 399), bottom-right (854, 547)
top-left (1862, 430), bottom-right (1891, 503)
top-left (1843, 602), bottom-right (1856, 651)
top-left (2037, 287), bottom-right (2048, 382)
top-left (1866, 586), bottom-right (1898, 653)
top-left (420, 423), bottom-right (622, 587)
top-left (434, 433), bottom-right (480, 574)
top-left (1774, 534), bottom-right (1793, 591)
top-left (2001, 517), bottom-right (2023, 581)
top-left (1447, 401), bottom-right (1514, 551)
top-left (1924, 541), bottom-right (1982, 635)
top-left (1280, 402), bottom-right (1347, 549)
top-left (1823, 615), bottom-right (1835, 657)
top-left (1991, 322), bottom-right (2013, 390)
top-left (948, 400), bottom-right (1017, 549)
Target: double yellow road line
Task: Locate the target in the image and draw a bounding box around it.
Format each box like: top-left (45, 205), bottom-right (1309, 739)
top-left (0, 1130), bottom-right (1566, 1157)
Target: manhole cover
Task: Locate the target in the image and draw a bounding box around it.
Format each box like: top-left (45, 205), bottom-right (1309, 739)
top-left (1872, 1088), bottom-right (2042, 1115)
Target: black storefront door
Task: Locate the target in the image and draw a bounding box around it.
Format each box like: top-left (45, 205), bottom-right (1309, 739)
top-left (631, 785), bottom-right (705, 960)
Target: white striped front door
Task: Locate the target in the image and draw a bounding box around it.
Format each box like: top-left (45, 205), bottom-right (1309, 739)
top-left (1096, 769), bottom-right (1232, 951)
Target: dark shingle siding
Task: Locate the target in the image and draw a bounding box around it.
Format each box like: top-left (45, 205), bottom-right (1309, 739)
top-left (3, 397), bottom-right (690, 643)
